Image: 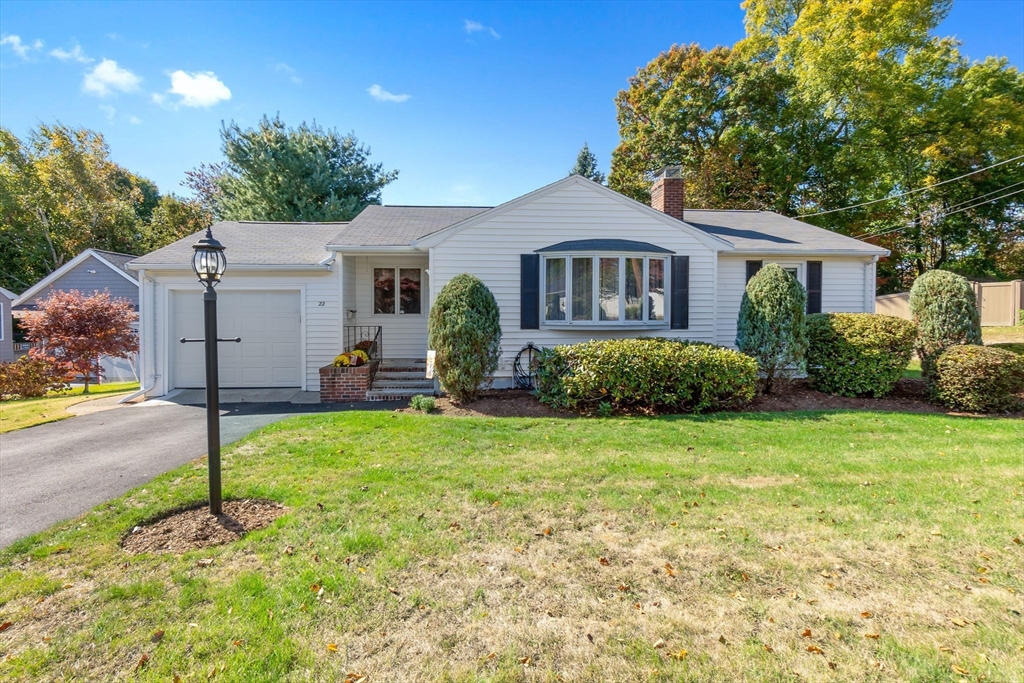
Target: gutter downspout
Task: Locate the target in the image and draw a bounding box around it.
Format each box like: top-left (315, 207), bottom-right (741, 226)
top-left (119, 268), bottom-right (157, 403)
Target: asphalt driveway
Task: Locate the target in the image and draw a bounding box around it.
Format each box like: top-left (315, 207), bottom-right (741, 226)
top-left (0, 399), bottom-right (400, 548)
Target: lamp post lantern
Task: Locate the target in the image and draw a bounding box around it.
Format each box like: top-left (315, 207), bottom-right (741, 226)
top-left (186, 228), bottom-right (231, 515)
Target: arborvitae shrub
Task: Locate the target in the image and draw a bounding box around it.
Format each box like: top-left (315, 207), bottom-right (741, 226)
top-left (908, 269), bottom-right (981, 384)
top-left (736, 263), bottom-right (808, 393)
top-left (933, 345), bottom-right (1024, 413)
top-left (535, 338), bottom-right (757, 414)
top-left (427, 274), bottom-right (502, 403)
top-left (806, 313), bottom-right (917, 397)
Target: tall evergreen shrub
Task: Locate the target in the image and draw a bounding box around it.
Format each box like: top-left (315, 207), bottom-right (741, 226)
top-left (736, 263), bottom-right (808, 393)
top-left (427, 274), bottom-right (502, 403)
top-left (908, 269), bottom-right (982, 384)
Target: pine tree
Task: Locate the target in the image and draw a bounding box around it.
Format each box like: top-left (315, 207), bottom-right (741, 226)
top-left (568, 143), bottom-right (606, 184)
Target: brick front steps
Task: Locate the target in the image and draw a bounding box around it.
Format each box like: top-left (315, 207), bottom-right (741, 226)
top-left (319, 359), bottom-right (435, 402)
top-left (366, 359), bottom-right (434, 402)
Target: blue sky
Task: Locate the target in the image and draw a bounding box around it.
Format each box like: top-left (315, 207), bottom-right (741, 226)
top-left (1, 1), bottom-right (1022, 207)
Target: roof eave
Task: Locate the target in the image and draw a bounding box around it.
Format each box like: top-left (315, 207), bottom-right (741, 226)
top-left (126, 263), bottom-right (334, 272)
top-left (326, 244), bottom-right (420, 253)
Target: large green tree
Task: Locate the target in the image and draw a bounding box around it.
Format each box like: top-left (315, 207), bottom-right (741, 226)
top-left (193, 116), bottom-right (398, 223)
top-left (610, 0), bottom-right (1024, 290)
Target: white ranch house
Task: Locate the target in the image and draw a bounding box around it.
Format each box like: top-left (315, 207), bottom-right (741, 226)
top-left (128, 172), bottom-right (887, 400)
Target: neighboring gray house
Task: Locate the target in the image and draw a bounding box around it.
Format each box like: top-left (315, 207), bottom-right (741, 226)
top-left (13, 249), bottom-right (140, 381)
top-left (0, 286), bottom-right (15, 363)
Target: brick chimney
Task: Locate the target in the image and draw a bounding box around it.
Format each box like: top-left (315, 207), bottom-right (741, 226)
top-left (651, 166), bottom-right (685, 220)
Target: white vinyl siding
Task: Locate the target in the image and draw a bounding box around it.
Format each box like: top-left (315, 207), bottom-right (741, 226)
top-left (430, 182), bottom-right (718, 377)
top-left (715, 255), bottom-right (876, 348)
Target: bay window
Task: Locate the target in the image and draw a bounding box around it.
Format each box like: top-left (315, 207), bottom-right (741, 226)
top-left (543, 254), bottom-right (669, 326)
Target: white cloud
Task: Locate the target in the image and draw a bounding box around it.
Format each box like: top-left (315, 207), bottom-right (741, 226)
top-left (83, 59), bottom-right (142, 97)
top-left (1, 35), bottom-right (43, 59)
top-left (50, 43), bottom-right (93, 63)
top-left (274, 62), bottom-right (302, 84)
top-left (367, 84), bottom-right (410, 103)
top-left (98, 104), bottom-right (116, 122)
top-left (464, 20), bottom-right (500, 39)
top-left (129, 115), bottom-right (142, 125)
top-left (164, 70), bottom-right (232, 107)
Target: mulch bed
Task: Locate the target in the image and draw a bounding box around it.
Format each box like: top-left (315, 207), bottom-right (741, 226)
top-left (401, 380), bottom-right (1021, 418)
top-left (121, 499), bottom-right (287, 555)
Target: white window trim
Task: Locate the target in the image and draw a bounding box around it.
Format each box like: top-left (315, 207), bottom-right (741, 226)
top-left (371, 265), bottom-right (424, 316)
top-left (541, 252), bottom-right (670, 329)
top-left (766, 261), bottom-right (805, 287)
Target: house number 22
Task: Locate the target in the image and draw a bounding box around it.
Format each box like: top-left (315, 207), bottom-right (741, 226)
top-left (318, 301), bottom-right (326, 306)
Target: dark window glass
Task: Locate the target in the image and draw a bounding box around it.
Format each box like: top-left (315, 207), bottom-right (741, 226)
top-left (373, 268), bottom-right (395, 314)
top-left (399, 268), bottom-right (421, 314)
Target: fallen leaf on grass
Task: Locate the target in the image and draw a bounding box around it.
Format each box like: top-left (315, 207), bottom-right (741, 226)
top-left (151, 630), bottom-right (164, 643)
top-left (939, 645), bottom-right (954, 653)
top-left (519, 656), bottom-right (532, 665)
top-left (668, 649), bottom-right (688, 660)
top-left (598, 557), bottom-right (610, 566)
top-left (326, 643), bottom-right (338, 653)
top-left (950, 618), bottom-right (967, 627)
top-left (801, 629), bottom-right (812, 638)
top-left (284, 545), bottom-right (294, 555)
top-left (952, 664), bottom-right (970, 675)
top-left (828, 661), bottom-right (838, 670)
top-left (344, 674), bottom-right (367, 683)
top-left (134, 654), bottom-right (149, 671)
top-left (587, 634), bottom-right (594, 643)
top-left (664, 563), bottom-right (676, 577)
top-left (864, 633), bottom-right (880, 640)
top-left (0, 622), bottom-right (11, 633)
top-left (806, 645), bottom-right (824, 654)
top-left (763, 644), bottom-right (774, 653)
top-left (653, 638), bottom-right (666, 649)
top-left (196, 558), bottom-right (213, 567)
top-left (232, 640), bottom-right (242, 647)
top-left (860, 611), bottom-right (872, 618)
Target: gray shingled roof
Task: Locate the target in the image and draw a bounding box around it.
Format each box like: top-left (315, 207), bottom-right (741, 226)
top-left (129, 222), bottom-right (343, 267)
top-left (682, 210), bottom-right (887, 254)
top-left (92, 250), bottom-right (139, 280)
top-left (327, 205), bottom-right (490, 247)
top-left (537, 239), bottom-right (674, 253)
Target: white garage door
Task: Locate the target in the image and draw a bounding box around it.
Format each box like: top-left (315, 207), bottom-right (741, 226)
top-left (171, 290), bottom-right (302, 389)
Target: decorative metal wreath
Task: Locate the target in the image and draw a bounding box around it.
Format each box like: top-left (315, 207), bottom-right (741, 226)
top-left (512, 343), bottom-right (540, 390)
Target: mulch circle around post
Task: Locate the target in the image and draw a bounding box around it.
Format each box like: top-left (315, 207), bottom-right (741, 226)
top-left (121, 499), bottom-right (287, 555)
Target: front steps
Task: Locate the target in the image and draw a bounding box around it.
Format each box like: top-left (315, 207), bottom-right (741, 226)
top-left (366, 359), bottom-right (435, 402)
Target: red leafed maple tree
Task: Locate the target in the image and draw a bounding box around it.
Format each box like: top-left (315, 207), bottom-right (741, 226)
top-left (22, 289), bottom-right (139, 394)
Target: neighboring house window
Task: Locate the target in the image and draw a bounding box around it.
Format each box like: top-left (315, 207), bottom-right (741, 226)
top-left (373, 267), bottom-right (422, 315)
top-left (542, 254), bottom-right (668, 325)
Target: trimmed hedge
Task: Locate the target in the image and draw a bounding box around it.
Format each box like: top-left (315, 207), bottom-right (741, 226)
top-left (536, 338), bottom-right (758, 414)
top-left (736, 263), bottom-right (808, 393)
top-left (427, 274), bottom-right (502, 403)
top-left (806, 313), bottom-right (917, 397)
top-left (933, 345), bottom-right (1024, 413)
top-left (909, 269), bottom-right (982, 383)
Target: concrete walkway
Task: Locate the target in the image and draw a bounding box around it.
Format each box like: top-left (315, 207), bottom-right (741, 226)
top-left (0, 398), bottom-right (401, 548)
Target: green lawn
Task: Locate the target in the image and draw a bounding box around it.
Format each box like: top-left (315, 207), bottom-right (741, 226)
top-left (1, 410), bottom-right (1021, 682)
top-left (0, 382), bottom-right (140, 433)
top-left (983, 326), bottom-right (1024, 344)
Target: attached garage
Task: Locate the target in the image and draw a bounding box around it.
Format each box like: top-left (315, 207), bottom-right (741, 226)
top-left (171, 289), bottom-right (302, 389)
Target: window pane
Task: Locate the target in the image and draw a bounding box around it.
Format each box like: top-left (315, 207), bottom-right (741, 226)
top-left (599, 257), bottom-right (619, 321)
top-left (648, 258), bottom-right (665, 321)
top-left (373, 268), bottom-right (395, 314)
top-left (572, 257), bottom-right (593, 321)
top-left (625, 257), bottom-right (643, 320)
top-left (545, 258), bottom-right (566, 321)
top-left (399, 268), bottom-right (421, 314)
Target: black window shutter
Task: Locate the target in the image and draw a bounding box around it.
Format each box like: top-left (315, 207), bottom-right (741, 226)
top-left (671, 255), bottom-right (689, 330)
top-left (520, 254), bottom-right (540, 329)
top-left (807, 261), bottom-right (822, 314)
top-left (745, 260), bottom-right (763, 283)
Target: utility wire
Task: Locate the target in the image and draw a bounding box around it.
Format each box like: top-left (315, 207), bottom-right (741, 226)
top-left (854, 186), bottom-right (1024, 240)
top-left (799, 154), bottom-right (1024, 218)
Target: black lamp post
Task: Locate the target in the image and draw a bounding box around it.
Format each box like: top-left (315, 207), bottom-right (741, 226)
top-left (187, 228), bottom-right (229, 515)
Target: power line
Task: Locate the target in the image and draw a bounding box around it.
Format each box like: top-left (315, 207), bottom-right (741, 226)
top-left (854, 186), bottom-right (1024, 241)
top-left (799, 154), bottom-right (1024, 218)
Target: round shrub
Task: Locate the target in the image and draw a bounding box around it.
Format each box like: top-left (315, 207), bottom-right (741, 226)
top-left (0, 356), bottom-right (71, 400)
top-left (427, 274), bottom-right (502, 403)
top-left (536, 338), bottom-right (758, 414)
top-left (806, 313), bottom-right (917, 397)
top-left (736, 263), bottom-right (808, 393)
top-left (908, 269), bottom-right (981, 383)
top-left (933, 345), bottom-right (1024, 413)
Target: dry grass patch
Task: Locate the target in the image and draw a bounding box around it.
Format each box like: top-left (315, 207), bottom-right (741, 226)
top-left (0, 410), bottom-right (1021, 682)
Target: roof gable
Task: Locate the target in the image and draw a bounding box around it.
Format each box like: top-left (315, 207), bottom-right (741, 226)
top-left (682, 210), bottom-right (889, 255)
top-left (412, 176), bottom-right (734, 251)
top-left (14, 248), bottom-right (138, 307)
